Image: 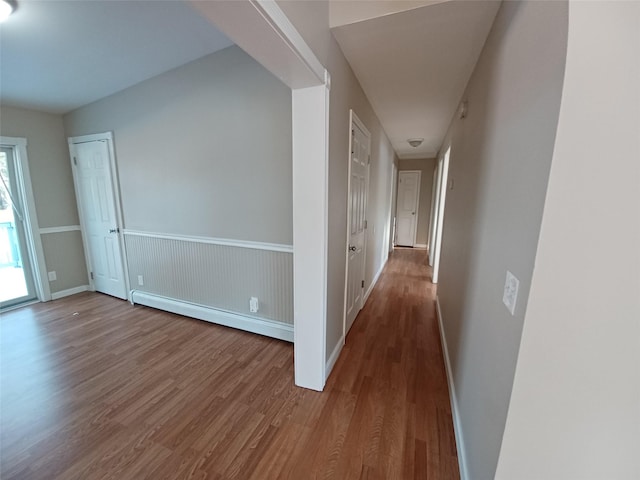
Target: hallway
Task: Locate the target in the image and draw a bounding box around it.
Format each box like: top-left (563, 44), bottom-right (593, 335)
top-left (0, 248), bottom-right (458, 479)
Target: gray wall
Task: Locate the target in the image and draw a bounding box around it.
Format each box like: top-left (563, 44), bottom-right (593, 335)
top-left (436, 2), bottom-right (568, 479)
top-left (0, 105), bottom-right (88, 294)
top-left (397, 158), bottom-right (436, 247)
top-left (64, 46), bottom-right (292, 245)
top-left (276, 1), bottom-right (397, 358)
top-left (497, 2), bottom-right (640, 477)
top-left (63, 46), bottom-right (294, 325)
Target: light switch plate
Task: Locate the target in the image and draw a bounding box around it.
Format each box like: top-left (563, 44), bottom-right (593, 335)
top-left (503, 270), bottom-right (519, 315)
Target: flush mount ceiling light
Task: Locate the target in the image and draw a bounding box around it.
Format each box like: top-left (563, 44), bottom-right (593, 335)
top-left (0, 0), bottom-right (16, 22)
top-left (407, 138), bottom-right (424, 148)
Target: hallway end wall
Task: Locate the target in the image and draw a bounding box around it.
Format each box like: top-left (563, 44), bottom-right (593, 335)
top-left (397, 158), bottom-right (436, 247)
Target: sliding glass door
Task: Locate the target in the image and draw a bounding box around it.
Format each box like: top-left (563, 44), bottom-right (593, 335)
top-left (0, 147), bottom-right (37, 309)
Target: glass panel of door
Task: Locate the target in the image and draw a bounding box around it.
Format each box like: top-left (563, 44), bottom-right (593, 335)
top-left (0, 147), bottom-right (37, 309)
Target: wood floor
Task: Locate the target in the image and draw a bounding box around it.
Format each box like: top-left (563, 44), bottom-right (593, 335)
top-left (0, 248), bottom-right (459, 479)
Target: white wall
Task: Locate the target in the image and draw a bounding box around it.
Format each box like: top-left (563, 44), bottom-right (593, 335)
top-left (496, 2), bottom-right (640, 478)
top-left (276, 1), bottom-right (397, 362)
top-left (435, 2), bottom-right (569, 478)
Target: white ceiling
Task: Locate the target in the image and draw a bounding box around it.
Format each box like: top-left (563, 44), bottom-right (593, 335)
top-left (0, 1), bottom-right (233, 114)
top-left (332, 0), bottom-right (501, 159)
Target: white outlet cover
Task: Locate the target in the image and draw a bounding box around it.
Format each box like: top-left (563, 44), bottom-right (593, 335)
top-left (48, 271), bottom-right (57, 281)
top-left (503, 270), bottom-right (519, 316)
top-left (249, 296), bottom-right (259, 313)
top-left (137, 275), bottom-right (144, 286)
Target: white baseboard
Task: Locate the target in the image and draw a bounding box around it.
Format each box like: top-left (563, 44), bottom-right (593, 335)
top-left (415, 243), bottom-right (427, 248)
top-left (130, 291), bottom-right (293, 342)
top-left (436, 296), bottom-right (469, 480)
top-left (363, 257), bottom-right (387, 304)
top-left (325, 334), bottom-right (345, 381)
top-left (51, 285), bottom-right (89, 300)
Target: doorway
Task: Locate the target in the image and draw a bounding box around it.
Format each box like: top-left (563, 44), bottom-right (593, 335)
top-left (0, 137), bottom-right (49, 309)
top-left (0, 147), bottom-right (37, 308)
top-left (68, 133), bottom-right (128, 300)
top-left (430, 146), bottom-right (451, 283)
top-left (344, 110), bottom-right (371, 335)
top-left (395, 170), bottom-right (421, 247)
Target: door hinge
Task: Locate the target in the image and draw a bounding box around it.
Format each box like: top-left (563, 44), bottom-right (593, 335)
top-left (361, 280), bottom-right (365, 288)
top-left (364, 220), bottom-right (368, 229)
top-left (73, 157), bottom-right (77, 166)
top-left (90, 272), bottom-right (94, 280)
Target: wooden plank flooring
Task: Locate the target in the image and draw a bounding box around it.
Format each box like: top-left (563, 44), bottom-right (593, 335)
top-left (0, 248), bottom-right (459, 479)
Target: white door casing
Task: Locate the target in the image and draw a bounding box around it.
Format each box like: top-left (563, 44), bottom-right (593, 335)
top-left (69, 133), bottom-right (128, 300)
top-left (395, 170), bottom-right (421, 247)
top-left (432, 147), bottom-right (451, 284)
top-left (428, 160), bottom-right (442, 267)
top-left (344, 111), bottom-right (370, 335)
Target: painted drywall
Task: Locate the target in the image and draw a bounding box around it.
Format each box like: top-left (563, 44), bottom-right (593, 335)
top-left (496, 2), bottom-right (640, 478)
top-left (435, 2), bottom-right (568, 479)
top-left (0, 105), bottom-right (88, 294)
top-left (64, 46), bottom-right (292, 245)
top-left (276, 1), bottom-right (397, 361)
top-left (0, 106), bottom-right (79, 227)
top-left (40, 231), bottom-right (88, 292)
top-left (397, 158), bottom-right (436, 246)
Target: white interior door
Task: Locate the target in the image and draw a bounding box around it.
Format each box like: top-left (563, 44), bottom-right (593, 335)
top-left (70, 136), bottom-right (127, 300)
top-left (395, 171), bottom-right (421, 247)
top-left (345, 113), bottom-right (370, 334)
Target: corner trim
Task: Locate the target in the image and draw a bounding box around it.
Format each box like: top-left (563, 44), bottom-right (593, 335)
top-left (123, 229), bottom-right (293, 254)
top-left (40, 225), bottom-right (81, 235)
top-left (130, 291), bottom-right (294, 342)
top-left (325, 334), bottom-right (345, 381)
top-left (51, 285), bottom-right (89, 300)
top-left (436, 296), bottom-right (469, 480)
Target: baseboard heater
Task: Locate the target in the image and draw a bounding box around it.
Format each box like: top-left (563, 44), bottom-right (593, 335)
top-left (130, 290), bottom-right (293, 342)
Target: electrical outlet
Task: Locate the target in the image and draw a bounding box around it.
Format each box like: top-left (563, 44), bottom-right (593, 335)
top-left (48, 271), bottom-right (57, 281)
top-left (502, 271), bottom-right (519, 315)
top-left (137, 275), bottom-right (144, 286)
top-left (249, 297), bottom-right (259, 313)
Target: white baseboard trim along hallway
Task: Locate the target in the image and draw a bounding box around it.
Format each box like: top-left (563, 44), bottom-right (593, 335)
top-left (436, 296), bottom-right (469, 480)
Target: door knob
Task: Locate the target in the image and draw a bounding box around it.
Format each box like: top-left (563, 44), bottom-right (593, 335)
top-left (412, 212), bottom-right (415, 215)
top-left (349, 245), bottom-right (356, 252)
top-left (109, 228), bottom-right (119, 234)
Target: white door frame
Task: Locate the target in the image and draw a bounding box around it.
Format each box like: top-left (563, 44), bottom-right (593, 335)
top-left (389, 163), bottom-right (398, 253)
top-left (427, 161), bottom-right (439, 255)
top-left (68, 132), bottom-right (130, 298)
top-left (342, 109), bottom-right (371, 340)
top-left (396, 170), bottom-right (422, 247)
top-left (432, 146), bottom-right (451, 283)
top-left (0, 136), bottom-right (51, 303)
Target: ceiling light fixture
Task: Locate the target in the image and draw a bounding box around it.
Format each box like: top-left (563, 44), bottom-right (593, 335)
top-left (408, 138), bottom-right (424, 148)
top-left (0, 0), bottom-right (16, 22)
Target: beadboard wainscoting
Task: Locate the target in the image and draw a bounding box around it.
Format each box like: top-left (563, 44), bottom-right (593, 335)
top-left (124, 230), bottom-right (293, 340)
